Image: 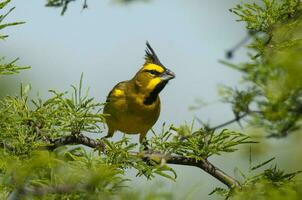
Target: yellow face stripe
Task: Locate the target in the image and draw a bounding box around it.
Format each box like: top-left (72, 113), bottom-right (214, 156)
top-left (143, 63), bottom-right (164, 73)
top-left (146, 77), bottom-right (161, 90)
top-left (112, 89), bottom-right (124, 97)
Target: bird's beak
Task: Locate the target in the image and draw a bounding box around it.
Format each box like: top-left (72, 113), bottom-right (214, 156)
top-left (161, 69), bottom-right (175, 82)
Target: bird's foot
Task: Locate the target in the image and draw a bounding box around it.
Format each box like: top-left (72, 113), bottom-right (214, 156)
top-left (140, 139), bottom-right (150, 152)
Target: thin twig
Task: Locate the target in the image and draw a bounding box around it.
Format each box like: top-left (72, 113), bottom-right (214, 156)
top-left (226, 30), bottom-right (256, 59)
top-left (83, 0), bottom-right (88, 9)
top-left (195, 112), bottom-right (249, 131)
top-left (210, 112), bottom-right (248, 130)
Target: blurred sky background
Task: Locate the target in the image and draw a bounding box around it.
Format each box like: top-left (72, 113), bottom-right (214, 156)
top-left (1, 0), bottom-right (301, 199)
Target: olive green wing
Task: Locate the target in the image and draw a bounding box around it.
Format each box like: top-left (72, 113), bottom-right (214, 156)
top-left (105, 81), bottom-right (127, 103)
top-left (104, 81), bottom-right (129, 117)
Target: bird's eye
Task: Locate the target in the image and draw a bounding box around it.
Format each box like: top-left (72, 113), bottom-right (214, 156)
top-left (146, 70), bottom-right (160, 76)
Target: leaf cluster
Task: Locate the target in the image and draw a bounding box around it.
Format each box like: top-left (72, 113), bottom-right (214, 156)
top-left (221, 0), bottom-right (302, 137)
top-left (148, 123), bottom-right (255, 159)
top-left (0, 149), bottom-right (125, 200)
top-left (230, 0), bottom-right (302, 32)
top-left (0, 58), bottom-right (30, 75)
top-left (0, 77), bottom-right (105, 156)
top-left (100, 137), bottom-right (177, 181)
top-left (211, 156), bottom-right (302, 199)
top-left (0, 0), bottom-right (29, 76)
top-left (0, 0), bottom-right (24, 40)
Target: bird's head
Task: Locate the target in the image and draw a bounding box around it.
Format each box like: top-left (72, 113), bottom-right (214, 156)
top-left (133, 42), bottom-right (175, 105)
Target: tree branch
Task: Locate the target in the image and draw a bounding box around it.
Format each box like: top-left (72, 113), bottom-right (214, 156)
top-left (210, 112), bottom-right (248, 130)
top-left (196, 110), bottom-right (264, 131)
top-left (138, 152), bottom-right (240, 188)
top-left (49, 133), bottom-right (105, 150)
top-left (49, 134), bottom-right (241, 189)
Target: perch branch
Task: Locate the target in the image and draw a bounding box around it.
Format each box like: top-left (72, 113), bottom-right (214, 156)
top-left (49, 134), bottom-right (241, 189)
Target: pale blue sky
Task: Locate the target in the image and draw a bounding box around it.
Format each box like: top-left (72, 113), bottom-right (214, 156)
top-left (1, 0), bottom-right (249, 199)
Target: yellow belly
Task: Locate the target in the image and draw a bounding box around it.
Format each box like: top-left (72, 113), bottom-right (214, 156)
top-left (112, 114), bottom-right (153, 134)
top-left (104, 96), bottom-right (160, 135)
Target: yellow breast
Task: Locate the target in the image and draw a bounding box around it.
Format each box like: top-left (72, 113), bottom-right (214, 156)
top-left (104, 87), bottom-right (160, 134)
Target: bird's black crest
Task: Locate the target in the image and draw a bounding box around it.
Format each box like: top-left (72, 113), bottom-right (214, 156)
top-left (144, 41), bottom-right (164, 67)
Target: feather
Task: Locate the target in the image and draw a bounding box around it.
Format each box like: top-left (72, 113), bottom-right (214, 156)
top-left (144, 41), bottom-right (164, 66)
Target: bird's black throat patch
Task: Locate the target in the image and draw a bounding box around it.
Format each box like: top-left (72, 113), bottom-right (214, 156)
top-left (143, 81), bottom-right (168, 105)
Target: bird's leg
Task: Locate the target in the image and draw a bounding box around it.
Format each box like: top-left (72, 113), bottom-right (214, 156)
top-left (139, 133), bottom-right (149, 151)
top-left (141, 140), bottom-right (150, 151)
top-left (101, 129), bottom-right (115, 140)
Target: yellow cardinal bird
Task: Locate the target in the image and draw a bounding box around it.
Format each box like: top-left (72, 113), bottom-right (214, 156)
top-left (103, 42), bottom-right (175, 143)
